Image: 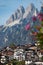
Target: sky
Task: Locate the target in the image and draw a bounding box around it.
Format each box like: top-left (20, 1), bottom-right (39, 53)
top-left (0, 0), bottom-right (42, 25)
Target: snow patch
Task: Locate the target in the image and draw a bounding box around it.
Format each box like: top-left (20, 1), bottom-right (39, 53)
top-left (5, 19), bottom-right (20, 27)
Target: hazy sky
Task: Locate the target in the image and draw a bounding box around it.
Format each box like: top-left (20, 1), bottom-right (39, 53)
top-left (0, 0), bottom-right (42, 25)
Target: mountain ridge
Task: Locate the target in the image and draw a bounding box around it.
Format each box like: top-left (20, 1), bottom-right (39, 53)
top-left (0, 3), bottom-right (39, 47)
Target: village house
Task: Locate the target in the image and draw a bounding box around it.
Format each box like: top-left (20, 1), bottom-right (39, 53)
top-left (25, 46), bottom-right (39, 62)
top-left (1, 47), bottom-right (14, 61)
top-left (14, 48), bottom-right (25, 61)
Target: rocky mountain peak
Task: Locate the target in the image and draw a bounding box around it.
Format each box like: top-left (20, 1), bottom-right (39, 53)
top-left (23, 3), bottom-right (38, 19)
top-left (0, 3), bottom-right (39, 47)
top-left (6, 5), bottom-right (25, 24)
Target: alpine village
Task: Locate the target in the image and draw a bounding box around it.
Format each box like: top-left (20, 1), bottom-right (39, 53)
top-left (0, 2), bottom-right (43, 65)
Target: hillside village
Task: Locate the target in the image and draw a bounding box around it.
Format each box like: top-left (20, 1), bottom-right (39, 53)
top-left (0, 43), bottom-right (43, 65)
